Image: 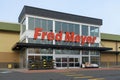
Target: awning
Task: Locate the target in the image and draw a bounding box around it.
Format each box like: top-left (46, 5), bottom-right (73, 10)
top-left (12, 42), bottom-right (112, 51)
top-left (101, 51), bottom-right (120, 54)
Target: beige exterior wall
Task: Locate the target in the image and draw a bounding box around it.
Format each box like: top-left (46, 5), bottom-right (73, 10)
top-left (0, 52), bottom-right (19, 62)
top-left (101, 40), bottom-right (120, 66)
top-left (101, 40), bottom-right (120, 51)
top-left (0, 31), bottom-right (20, 63)
top-left (101, 53), bottom-right (116, 62)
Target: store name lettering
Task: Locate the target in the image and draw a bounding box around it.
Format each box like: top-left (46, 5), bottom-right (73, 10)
top-left (34, 28), bottom-right (96, 45)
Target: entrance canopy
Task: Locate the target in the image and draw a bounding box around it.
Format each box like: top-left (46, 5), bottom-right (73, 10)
top-left (12, 42), bottom-right (112, 51)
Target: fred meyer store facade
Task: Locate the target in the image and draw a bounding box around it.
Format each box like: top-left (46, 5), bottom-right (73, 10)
top-left (1, 6), bottom-right (120, 69)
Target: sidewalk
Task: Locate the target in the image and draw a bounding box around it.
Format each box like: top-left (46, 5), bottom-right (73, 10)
top-left (9, 67), bottom-right (120, 73)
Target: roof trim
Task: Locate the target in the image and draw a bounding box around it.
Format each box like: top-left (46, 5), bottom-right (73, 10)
top-left (19, 6), bottom-right (102, 25)
top-left (0, 22), bottom-right (20, 32)
top-left (101, 33), bottom-right (120, 41)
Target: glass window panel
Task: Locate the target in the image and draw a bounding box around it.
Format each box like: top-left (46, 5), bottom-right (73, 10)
top-left (55, 50), bottom-right (61, 54)
top-left (42, 56), bottom-right (47, 60)
top-left (62, 63), bottom-right (67, 67)
top-left (69, 42), bottom-right (73, 46)
top-left (83, 43), bottom-right (89, 46)
top-left (28, 48), bottom-right (34, 53)
top-left (90, 27), bottom-right (94, 36)
top-left (40, 39), bottom-right (48, 44)
top-left (48, 40), bottom-right (53, 44)
top-left (76, 51), bottom-right (79, 54)
top-left (65, 42), bottom-right (70, 45)
top-left (42, 19), bottom-right (47, 31)
top-left (35, 18), bottom-right (41, 28)
top-left (90, 51), bottom-right (100, 55)
top-left (94, 27), bottom-right (99, 37)
top-left (47, 56), bottom-right (53, 61)
top-left (62, 58), bottom-right (67, 62)
top-left (28, 56), bottom-right (34, 63)
top-left (75, 63), bottom-right (79, 67)
top-left (34, 48), bottom-right (40, 54)
top-left (74, 42), bottom-right (80, 46)
top-left (68, 23), bottom-right (74, 32)
top-left (39, 40), bottom-right (42, 44)
top-left (48, 20), bottom-right (53, 32)
top-left (55, 41), bottom-right (58, 45)
top-left (74, 24), bottom-right (80, 34)
top-left (91, 43), bottom-right (99, 47)
top-left (56, 63), bottom-right (61, 67)
top-left (40, 49), bottom-right (48, 54)
top-left (35, 56), bottom-right (40, 62)
top-left (82, 25), bottom-right (88, 36)
top-left (63, 50), bottom-right (67, 54)
top-left (69, 58), bottom-right (74, 62)
top-left (28, 38), bottom-right (36, 43)
top-left (28, 17), bottom-right (34, 30)
top-left (55, 41), bottom-right (62, 45)
top-left (82, 57), bottom-right (89, 64)
top-left (47, 48), bottom-right (53, 54)
top-left (69, 63), bottom-right (74, 67)
top-left (73, 50), bottom-right (79, 55)
top-left (82, 50), bottom-right (89, 55)
top-left (56, 58), bottom-right (61, 62)
top-left (62, 22), bottom-right (67, 33)
top-left (75, 58), bottom-right (78, 62)
top-left (55, 21), bottom-right (61, 32)
top-left (90, 26), bottom-right (99, 37)
top-left (35, 39), bottom-right (40, 43)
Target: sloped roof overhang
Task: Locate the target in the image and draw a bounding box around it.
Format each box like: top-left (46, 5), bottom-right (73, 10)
top-left (12, 42), bottom-right (112, 51)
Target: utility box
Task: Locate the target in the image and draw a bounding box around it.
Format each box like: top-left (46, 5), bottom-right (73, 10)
top-left (8, 64), bottom-right (12, 69)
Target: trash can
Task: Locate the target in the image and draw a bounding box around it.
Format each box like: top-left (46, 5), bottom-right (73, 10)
top-left (8, 64), bottom-right (12, 69)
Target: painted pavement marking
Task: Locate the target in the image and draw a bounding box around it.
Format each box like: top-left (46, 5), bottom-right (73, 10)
top-left (60, 72), bottom-right (106, 80)
top-left (0, 71), bottom-right (12, 74)
top-left (74, 76), bottom-right (93, 78)
top-left (88, 78), bottom-right (105, 80)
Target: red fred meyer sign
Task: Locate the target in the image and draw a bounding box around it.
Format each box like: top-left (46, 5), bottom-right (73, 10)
top-left (34, 28), bottom-right (96, 45)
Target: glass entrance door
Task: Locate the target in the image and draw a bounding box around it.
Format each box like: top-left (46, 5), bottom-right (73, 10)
top-left (56, 57), bottom-right (80, 68)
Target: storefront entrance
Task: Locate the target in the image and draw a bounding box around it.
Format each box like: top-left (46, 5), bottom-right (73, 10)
top-left (55, 56), bottom-right (80, 69)
top-left (28, 55), bottom-right (54, 69)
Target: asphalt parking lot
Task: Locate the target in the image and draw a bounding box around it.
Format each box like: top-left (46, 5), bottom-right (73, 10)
top-left (0, 68), bottom-right (120, 80)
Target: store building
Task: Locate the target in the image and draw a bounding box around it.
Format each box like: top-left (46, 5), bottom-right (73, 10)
top-left (1, 6), bottom-right (120, 69)
top-left (11, 6), bottom-right (112, 69)
top-left (100, 33), bottom-right (120, 67)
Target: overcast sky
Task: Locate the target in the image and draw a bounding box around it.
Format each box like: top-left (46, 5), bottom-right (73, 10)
top-left (0, 0), bottom-right (120, 34)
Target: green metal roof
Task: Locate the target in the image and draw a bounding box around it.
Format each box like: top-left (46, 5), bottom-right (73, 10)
top-left (101, 33), bottom-right (120, 41)
top-left (0, 22), bottom-right (20, 32)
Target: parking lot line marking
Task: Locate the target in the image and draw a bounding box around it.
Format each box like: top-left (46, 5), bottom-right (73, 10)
top-left (88, 78), bottom-right (105, 80)
top-left (0, 71), bottom-right (12, 74)
top-left (74, 76), bottom-right (93, 78)
top-left (61, 73), bottom-right (74, 74)
top-left (66, 74), bottom-right (84, 76)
